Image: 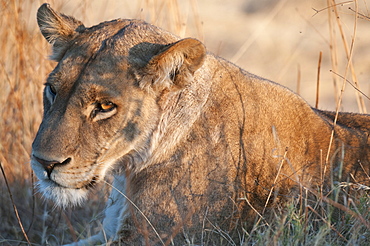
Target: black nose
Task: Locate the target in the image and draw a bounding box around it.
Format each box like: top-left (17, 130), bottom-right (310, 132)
top-left (33, 156), bottom-right (71, 178)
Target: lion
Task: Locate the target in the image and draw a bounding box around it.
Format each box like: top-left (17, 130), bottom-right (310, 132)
top-left (31, 3), bottom-right (370, 245)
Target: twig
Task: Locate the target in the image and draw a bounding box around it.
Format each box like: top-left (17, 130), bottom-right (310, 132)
top-left (263, 147), bottom-right (289, 213)
top-left (164, 205), bottom-right (195, 246)
top-left (327, 0), bottom-right (339, 106)
top-left (63, 210), bottom-right (78, 243)
top-left (315, 51), bottom-right (322, 108)
top-left (330, 70), bottom-right (370, 101)
top-left (0, 161), bottom-right (31, 246)
top-left (307, 187), bottom-right (370, 230)
top-left (296, 64), bottom-right (301, 96)
top-left (325, 0), bottom-right (364, 165)
top-left (312, 1), bottom-right (354, 17)
top-left (333, 0), bottom-right (366, 113)
top-left (26, 168), bottom-right (35, 236)
top-left (306, 205), bottom-right (348, 242)
top-left (349, 7), bottom-right (370, 20)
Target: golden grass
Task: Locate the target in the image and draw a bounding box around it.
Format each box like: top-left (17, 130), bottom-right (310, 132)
top-left (0, 0), bottom-right (369, 245)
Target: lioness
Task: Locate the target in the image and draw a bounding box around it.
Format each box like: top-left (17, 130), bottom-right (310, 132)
top-left (31, 3), bottom-right (370, 245)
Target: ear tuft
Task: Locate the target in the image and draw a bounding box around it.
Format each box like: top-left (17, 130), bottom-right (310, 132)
top-left (37, 3), bottom-right (85, 61)
top-left (140, 38), bottom-right (206, 91)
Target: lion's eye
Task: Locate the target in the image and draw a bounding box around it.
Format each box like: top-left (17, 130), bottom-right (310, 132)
top-left (99, 102), bottom-right (115, 112)
top-left (91, 101), bottom-right (117, 121)
top-left (46, 84), bottom-right (57, 103)
top-left (49, 85), bottom-right (57, 95)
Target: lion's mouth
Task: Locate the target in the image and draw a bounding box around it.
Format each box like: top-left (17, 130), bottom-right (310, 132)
top-left (34, 163), bottom-right (100, 190)
top-left (31, 157), bottom-right (109, 207)
top-left (52, 175), bottom-right (99, 190)
top-left (36, 175), bottom-right (99, 207)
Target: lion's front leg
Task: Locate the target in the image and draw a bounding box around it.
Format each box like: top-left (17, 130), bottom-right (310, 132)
top-left (64, 175), bottom-right (129, 245)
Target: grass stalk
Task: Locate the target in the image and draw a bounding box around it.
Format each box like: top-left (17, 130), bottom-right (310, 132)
top-left (315, 51), bottom-right (322, 108)
top-left (0, 162), bottom-right (31, 245)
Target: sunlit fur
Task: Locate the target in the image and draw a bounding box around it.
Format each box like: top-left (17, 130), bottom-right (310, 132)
top-left (32, 4), bottom-right (370, 246)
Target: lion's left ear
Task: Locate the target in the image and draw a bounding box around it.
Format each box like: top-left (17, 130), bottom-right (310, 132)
top-left (37, 3), bottom-right (85, 61)
top-left (140, 38), bottom-right (206, 91)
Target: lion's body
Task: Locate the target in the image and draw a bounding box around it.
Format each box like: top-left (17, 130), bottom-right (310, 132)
top-left (31, 4), bottom-right (370, 245)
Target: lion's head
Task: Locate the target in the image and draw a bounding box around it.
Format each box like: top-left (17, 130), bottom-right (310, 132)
top-left (31, 3), bottom-right (206, 207)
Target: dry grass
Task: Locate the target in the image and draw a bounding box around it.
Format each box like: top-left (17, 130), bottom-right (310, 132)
top-left (0, 0), bottom-right (369, 245)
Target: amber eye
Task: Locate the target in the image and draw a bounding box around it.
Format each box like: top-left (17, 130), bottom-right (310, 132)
top-left (90, 101), bottom-right (117, 121)
top-left (98, 102), bottom-right (115, 112)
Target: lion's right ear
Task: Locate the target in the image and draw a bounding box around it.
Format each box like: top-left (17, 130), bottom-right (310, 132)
top-left (37, 3), bottom-right (85, 61)
top-left (139, 38), bottom-right (206, 92)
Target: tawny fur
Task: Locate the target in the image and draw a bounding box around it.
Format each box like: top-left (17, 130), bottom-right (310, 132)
top-left (31, 4), bottom-right (370, 245)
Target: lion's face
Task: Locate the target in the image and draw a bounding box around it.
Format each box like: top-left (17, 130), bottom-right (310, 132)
top-left (31, 4), bottom-right (206, 207)
top-left (31, 37), bottom-right (160, 207)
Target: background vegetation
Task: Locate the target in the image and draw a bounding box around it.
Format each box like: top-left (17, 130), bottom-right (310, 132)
top-left (0, 0), bottom-right (369, 245)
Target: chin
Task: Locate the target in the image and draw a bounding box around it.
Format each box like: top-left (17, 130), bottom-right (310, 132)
top-left (37, 179), bottom-right (89, 208)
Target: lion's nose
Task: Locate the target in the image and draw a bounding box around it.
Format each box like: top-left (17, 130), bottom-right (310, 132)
top-left (33, 155), bottom-right (71, 178)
